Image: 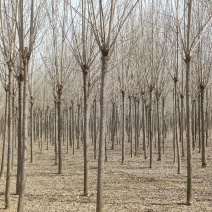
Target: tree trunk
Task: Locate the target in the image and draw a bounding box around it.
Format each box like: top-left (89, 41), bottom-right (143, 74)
top-left (174, 81), bottom-right (181, 174)
top-left (192, 100), bottom-right (195, 150)
top-left (111, 103), bottom-right (115, 150)
top-left (205, 96), bottom-right (209, 147)
top-left (200, 86), bottom-right (206, 167)
top-left (173, 88), bottom-right (176, 164)
top-left (156, 97), bottom-right (161, 161)
top-left (137, 100), bottom-right (140, 153)
top-left (186, 56), bottom-right (192, 205)
top-left (149, 87), bottom-right (153, 168)
top-left (180, 95), bottom-right (185, 157)
top-left (129, 96), bottom-right (133, 158)
top-left (62, 109), bottom-right (65, 146)
top-left (46, 107), bottom-right (49, 151)
top-left (105, 131), bottom-right (107, 162)
top-left (40, 111), bottom-right (43, 151)
top-left (77, 104), bottom-right (80, 149)
top-left (134, 99), bottom-right (137, 156)
top-left (115, 106), bottom-right (119, 145)
top-left (17, 57), bottom-right (29, 212)
top-left (54, 100), bottom-right (58, 165)
top-left (142, 97), bottom-right (147, 159)
top-left (69, 107), bottom-right (72, 147)
top-left (94, 99), bottom-right (97, 159)
top-left (5, 67), bottom-right (13, 209)
top-left (80, 104), bottom-right (84, 145)
top-left (198, 92), bottom-right (201, 153)
top-left (162, 98), bottom-right (165, 154)
top-left (194, 99), bottom-right (197, 144)
top-left (0, 87), bottom-right (8, 179)
top-left (185, 0), bottom-right (193, 205)
top-left (16, 76), bottom-right (23, 195)
top-left (12, 84), bottom-right (15, 170)
top-left (121, 90), bottom-right (125, 164)
top-left (58, 87), bottom-right (62, 174)
top-left (96, 54), bottom-right (108, 212)
top-left (72, 102), bottom-right (75, 155)
top-left (146, 105), bottom-right (149, 147)
top-left (83, 70), bottom-right (89, 196)
top-left (30, 97), bottom-right (34, 163)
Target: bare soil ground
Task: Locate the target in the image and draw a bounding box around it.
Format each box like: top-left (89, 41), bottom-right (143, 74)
top-left (0, 135), bottom-right (211, 212)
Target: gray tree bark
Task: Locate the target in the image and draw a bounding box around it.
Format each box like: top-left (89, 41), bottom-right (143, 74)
top-left (121, 90), bottom-right (125, 164)
top-left (57, 85), bottom-right (63, 174)
top-left (5, 66), bottom-right (13, 209)
top-left (83, 68), bottom-right (89, 196)
top-left (200, 85), bottom-right (206, 167)
top-left (96, 53), bottom-right (108, 212)
top-left (0, 86), bottom-right (8, 179)
top-left (185, 0), bottom-right (193, 205)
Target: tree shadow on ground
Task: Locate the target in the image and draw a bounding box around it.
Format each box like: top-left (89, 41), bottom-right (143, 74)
top-left (27, 172), bottom-right (61, 177)
top-left (151, 202), bottom-right (187, 206)
top-left (126, 166), bottom-right (149, 170)
top-left (0, 192), bottom-right (19, 196)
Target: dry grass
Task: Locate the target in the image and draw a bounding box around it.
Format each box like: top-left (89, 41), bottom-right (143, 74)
top-left (0, 134), bottom-right (211, 212)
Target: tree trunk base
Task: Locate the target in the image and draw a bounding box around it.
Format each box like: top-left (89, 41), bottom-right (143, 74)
top-left (202, 163), bottom-right (207, 168)
top-left (186, 201), bottom-right (192, 206)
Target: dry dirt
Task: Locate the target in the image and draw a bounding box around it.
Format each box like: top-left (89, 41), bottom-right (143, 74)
top-left (0, 135), bottom-right (211, 212)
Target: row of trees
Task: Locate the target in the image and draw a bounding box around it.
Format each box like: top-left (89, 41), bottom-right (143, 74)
top-left (0, 0), bottom-right (211, 211)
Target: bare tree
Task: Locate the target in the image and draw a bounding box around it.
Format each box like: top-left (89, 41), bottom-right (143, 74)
top-left (16, 0), bottom-right (44, 210)
top-left (66, 0), bottom-right (99, 196)
top-left (0, 0), bottom-right (19, 208)
top-left (116, 30), bottom-right (135, 164)
top-left (43, 0), bottom-right (74, 174)
top-left (181, 0), bottom-right (211, 205)
top-left (85, 1), bottom-right (139, 211)
top-left (0, 76), bottom-right (8, 180)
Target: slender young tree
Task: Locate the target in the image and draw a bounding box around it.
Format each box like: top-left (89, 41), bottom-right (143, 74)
top-left (0, 80), bottom-right (8, 180)
top-left (184, 1), bottom-right (193, 204)
top-left (86, 1), bottom-right (139, 211)
top-left (44, 0), bottom-right (74, 174)
top-left (66, 0), bottom-right (99, 195)
top-left (0, 0), bottom-right (19, 208)
top-left (17, 0), bottom-right (44, 210)
top-left (116, 33), bottom-right (134, 164)
top-left (182, 0), bottom-right (211, 205)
